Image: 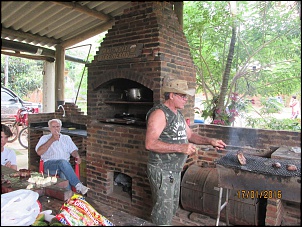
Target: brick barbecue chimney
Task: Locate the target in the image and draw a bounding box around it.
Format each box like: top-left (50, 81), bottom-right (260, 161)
top-left (85, 1), bottom-right (196, 220)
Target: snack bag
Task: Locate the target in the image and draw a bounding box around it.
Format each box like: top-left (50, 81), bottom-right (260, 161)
top-left (56, 194), bottom-right (114, 226)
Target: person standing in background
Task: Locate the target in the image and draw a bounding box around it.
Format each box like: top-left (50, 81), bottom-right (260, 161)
top-left (289, 95), bottom-right (300, 119)
top-left (1, 124), bottom-right (17, 170)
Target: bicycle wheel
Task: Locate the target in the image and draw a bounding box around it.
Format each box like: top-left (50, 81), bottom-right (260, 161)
top-left (18, 127), bottom-right (28, 149)
top-left (7, 122), bottom-right (19, 143)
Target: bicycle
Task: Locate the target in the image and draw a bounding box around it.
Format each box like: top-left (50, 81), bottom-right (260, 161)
top-left (7, 107), bottom-right (36, 148)
top-left (18, 126), bottom-right (29, 149)
top-left (5, 120), bottom-right (19, 143)
top-left (5, 107), bottom-right (29, 143)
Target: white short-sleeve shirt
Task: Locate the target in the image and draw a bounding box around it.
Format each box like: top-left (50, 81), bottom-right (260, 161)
top-left (1, 147), bottom-right (17, 166)
top-left (35, 133), bottom-right (78, 162)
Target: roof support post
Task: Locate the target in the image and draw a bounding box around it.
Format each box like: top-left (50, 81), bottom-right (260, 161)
top-left (43, 61), bottom-right (55, 113)
top-left (55, 45), bottom-right (65, 108)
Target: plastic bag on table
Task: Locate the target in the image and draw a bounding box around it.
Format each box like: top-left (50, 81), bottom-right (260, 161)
top-left (1, 189), bottom-right (40, 226)
top-left (56, 193), bottom-right (114, 226)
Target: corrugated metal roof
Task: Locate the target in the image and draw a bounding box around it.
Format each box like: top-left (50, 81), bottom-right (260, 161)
top-left (1, 1), bottom-right (132, 50)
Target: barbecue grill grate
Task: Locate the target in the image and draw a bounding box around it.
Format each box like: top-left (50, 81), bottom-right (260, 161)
top-left (216, 151), bottom-right (301, 177)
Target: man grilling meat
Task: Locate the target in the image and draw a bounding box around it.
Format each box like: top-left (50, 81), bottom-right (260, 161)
top-left (145, 78), bottom-right (226, 225)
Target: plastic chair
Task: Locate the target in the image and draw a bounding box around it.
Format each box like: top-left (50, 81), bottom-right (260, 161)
top-left (39, 158), bottom-right (80, 192)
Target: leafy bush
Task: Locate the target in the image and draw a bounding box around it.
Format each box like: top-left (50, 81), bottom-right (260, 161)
top-left (260, 97), bottom-right (284, 115)
top-left (245, 116), bottom-right (301, 131)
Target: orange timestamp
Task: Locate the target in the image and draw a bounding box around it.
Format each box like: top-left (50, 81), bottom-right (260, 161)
top-left (237, 190), bottom-right (282, 199)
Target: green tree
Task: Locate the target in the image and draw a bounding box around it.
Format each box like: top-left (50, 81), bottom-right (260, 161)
top-left (183, 1), bottom-right (301, 127)
top-left (1, 55), bottom-right (43, 99)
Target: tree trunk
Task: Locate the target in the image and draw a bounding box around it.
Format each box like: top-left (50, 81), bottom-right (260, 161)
top-left (215, 22), bottom-right (237, 121)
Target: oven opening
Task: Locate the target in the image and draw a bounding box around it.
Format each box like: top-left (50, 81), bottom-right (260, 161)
top-left (113, 172), bottom-right (132, 201)
top-left (257, 198), bottom-right (267, 225)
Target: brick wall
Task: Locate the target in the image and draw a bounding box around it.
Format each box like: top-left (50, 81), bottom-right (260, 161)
top-left (86, 123), bottom-right (151, 219)
top-left (281, 200), bottom-right (301, 226)
top-left (87, 1), bottom-right (197, 121)
top-left (266, 199), bottom-right (283, 226)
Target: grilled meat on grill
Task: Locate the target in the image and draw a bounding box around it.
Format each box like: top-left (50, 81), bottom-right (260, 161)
top-left (237, 151), bottom-right (246, 165)
top-left (286, 164), bottom-right (297, 171)
top-left (272, 162), bottom-right (281, 168)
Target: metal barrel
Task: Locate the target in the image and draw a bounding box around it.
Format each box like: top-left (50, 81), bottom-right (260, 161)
top-left (180, 164), bottom-right (259, 225)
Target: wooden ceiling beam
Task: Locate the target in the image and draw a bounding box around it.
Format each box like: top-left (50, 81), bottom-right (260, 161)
top-left (1, 50), bottom-right (55, 62)
top-left (1, 39), bottom-right (86, 64)
top-left (50, 1), bottom-right (112, 21)
top-left (60, 20), bottom-right (115, 48)
top-left (1, 28), bottom-right (59, 47)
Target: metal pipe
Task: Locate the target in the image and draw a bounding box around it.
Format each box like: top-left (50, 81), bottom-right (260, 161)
top-left (57, 105), bottom-right (65, 117)
top-left (65, 44), bottom-right (92, 105)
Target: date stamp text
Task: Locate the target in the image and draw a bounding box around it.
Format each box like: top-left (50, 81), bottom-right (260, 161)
top-left (237, 190), bottom-right (282, 199)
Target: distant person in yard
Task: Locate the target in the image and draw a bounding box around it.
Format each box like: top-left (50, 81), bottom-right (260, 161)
top-left (289, 95), bottom-right (300, 119)
top-left (277, 96), bottom-right (283, 105)
top-left (1, 124), bottom-right (17, 170)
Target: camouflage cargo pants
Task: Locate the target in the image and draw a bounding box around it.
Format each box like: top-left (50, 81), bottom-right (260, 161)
top-left (147, 164), bottom-right (181, 225)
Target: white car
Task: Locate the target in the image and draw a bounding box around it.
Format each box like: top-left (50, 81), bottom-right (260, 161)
top-left (1, 86), bottom-right (42, 121)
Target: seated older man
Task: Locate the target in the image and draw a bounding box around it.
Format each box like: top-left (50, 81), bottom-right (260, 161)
top-left (35, 118), bottom-right (89, 194)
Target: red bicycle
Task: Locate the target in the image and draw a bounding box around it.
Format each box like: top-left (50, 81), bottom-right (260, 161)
top-left (7, 107), bottom-right (36, 148)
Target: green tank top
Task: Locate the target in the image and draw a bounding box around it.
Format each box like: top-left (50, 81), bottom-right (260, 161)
top-left (146, 104), bottom-right (188, 171)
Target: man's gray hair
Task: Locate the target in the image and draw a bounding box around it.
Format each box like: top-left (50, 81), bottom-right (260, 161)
top-left (48, 118), bottom-right (62, 127)
top-left (164, 92), bottom-right (171, 100)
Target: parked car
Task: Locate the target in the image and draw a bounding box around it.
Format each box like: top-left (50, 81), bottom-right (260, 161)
top-left (1, 86), bottom-right (42, 121)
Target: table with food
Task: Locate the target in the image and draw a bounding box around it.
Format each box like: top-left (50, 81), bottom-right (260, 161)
top-left (1, 166), bottom-right (154, 226)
